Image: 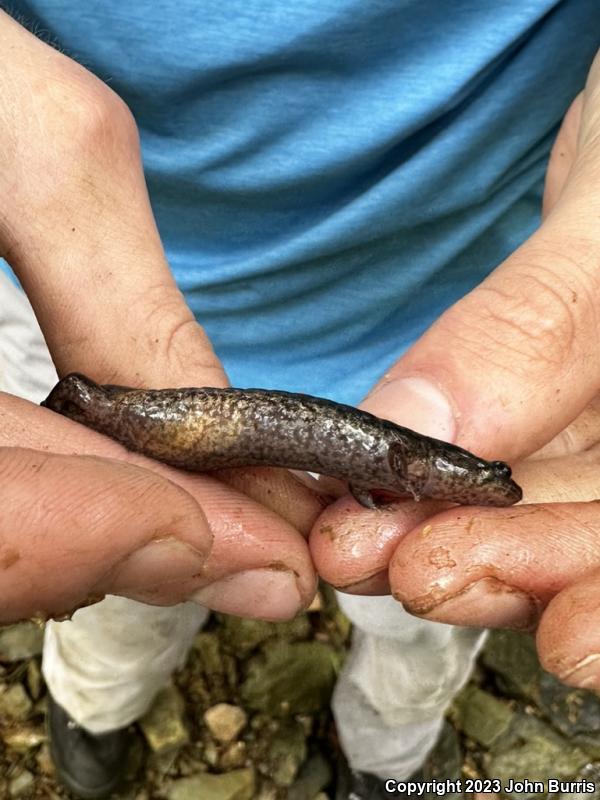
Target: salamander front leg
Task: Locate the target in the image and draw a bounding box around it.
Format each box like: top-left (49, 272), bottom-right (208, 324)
top-left (348, 483), bottom-right (379, 509)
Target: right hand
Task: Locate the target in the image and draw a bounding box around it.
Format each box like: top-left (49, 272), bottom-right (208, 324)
top-left (0, 11), bottom-right (323, 624)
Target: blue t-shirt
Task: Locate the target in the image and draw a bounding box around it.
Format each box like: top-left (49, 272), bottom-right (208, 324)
top-left (5, 1), bottom-right (600, 403)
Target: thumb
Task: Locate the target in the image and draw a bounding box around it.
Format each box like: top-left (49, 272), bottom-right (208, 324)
top-left (362, 67), bottom-right (600, 461)
top-left (362, 204), bottom-right (599, 461)
top-left (0, 446), bottom-right (213, 623)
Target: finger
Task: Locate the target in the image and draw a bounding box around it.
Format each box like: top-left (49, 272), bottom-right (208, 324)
top-left (0, 16), bottom-right (225, 386)
top-left (213, 466), bottom-right (334, 536)
top-left (310, 496), bottom-right (444, 594)
top-left (536, 568), bottom-right (600, 690)
top-left (310, 420), bottom-right (600, 595)
top-left (542, 93), bottom-right (582, 219)
top-left (526, 394), bottom-right (600, 461)
top-left (2, 392), bottom-right (318, 620)
top-left (390, 499), bottom-right (600, 632)
top-left (514, 446), bottom-right (600, 504)
top-left (0, 446), bottom-right (211, 623)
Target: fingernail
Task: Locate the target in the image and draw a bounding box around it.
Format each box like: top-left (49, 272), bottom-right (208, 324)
top-left (559, 654), bottom-right (600, 689)
top-left (109, 539), bottom-right (207, 592)
top-left (193, 568), bottom-right (302, 621)
top-left (411, 577), bottom-right (539, 630)
top-left (364, 377), bottom-right (456, 440)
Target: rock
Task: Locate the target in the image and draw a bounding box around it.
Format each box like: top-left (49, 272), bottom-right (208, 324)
top-left (203, 738), bottom-right (220, 767)
top-left (36, 743), bottom-right (55, 775)
top-left (241, 641), bottom-right (340, 716)
top-left (307, 592), bottom-right (323, 612)
top-left (167, 767), bottom-right (255, 800)
top-left (537, 672), bottom-right (600, 758)
top-left (487, 714), bottom-right (589, 799)
top-left (450, 685), bottom-right (513, 748)
top-left (3, 724), bottom-right (46, 752)
top-left (255, 786), bottom-right (279, 800)
top-left (191, 633), bottom-right (236, 703)
top-left (8, 770), bottom-right (34, 797)
top-left (482, 629), bottom-right (600, 761)
top-left (264, 719), bottom-right (307, 787)
top-left (216, 614), bottom-right (312, 658)
top-left (26, 659), bottom-right (42, 700)
top-left (220, 740), bottom-right (247, 770)
top-left (482, 630), bottom-right (541, 701)
top-left (0, 683), bottom-right (33, 721)
top-left (139, 684), bottom-right (189, 754)
top-left (0, 622), bottom-right (44, 661)
top-left (193, 633), bottom-right (226, 674)
top-left (204, 703), bottom-right (248, 743)
top-left (288, 753), bottom-right (332, 800)
top-left (421, 721), bottom-right (463, 799)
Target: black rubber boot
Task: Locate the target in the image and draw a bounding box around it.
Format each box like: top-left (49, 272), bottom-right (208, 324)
top-left (47, 693), bottom-right (132, 799)
top-left (336, 766), bottom-right (394, 799)
top-left (335, 751), bottom-right (391, 799)
top-left (336, 752), bottom-right (425, 799)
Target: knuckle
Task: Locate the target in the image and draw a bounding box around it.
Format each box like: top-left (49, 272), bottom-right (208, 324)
top-left (133, 285), bottom-right (225, 384)
top-left (454, 264), bottom-right (587, 377)
top-left (59, 83), bottom-right (138, 155)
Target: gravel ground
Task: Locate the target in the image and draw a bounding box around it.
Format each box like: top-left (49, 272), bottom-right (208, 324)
top-left (2, 588), bottom-right (600, 799)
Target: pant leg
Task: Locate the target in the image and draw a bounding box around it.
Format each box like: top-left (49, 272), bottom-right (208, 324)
top-left (333, 592), bottom-right (485, 780)
top-left (0, 268), bottom-right (57, 402)
top-left (0, 268), bottom-right (209, 734)
top-left (43, 597), bottom-right (208, 732)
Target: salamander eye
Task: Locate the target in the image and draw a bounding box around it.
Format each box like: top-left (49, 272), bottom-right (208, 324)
top-left (490, 460), bottom-right (511, 478)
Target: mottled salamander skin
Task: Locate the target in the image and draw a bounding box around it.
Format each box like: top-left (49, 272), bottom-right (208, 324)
top-left (41, 373), bottom-right (522, 508)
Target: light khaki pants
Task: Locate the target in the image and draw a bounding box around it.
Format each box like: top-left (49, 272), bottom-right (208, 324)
top-left (0, 269), bottom-right (484, 778)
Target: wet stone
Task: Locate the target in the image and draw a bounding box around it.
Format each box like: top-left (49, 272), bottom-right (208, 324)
top-left (139, 684), bottom-right (189, 754)
top-left (0, 683), bottom-right (33, 721)
top-left (204, 703), bottom-right (248, 743)
top-left (0, 623), bottom-right (44, 662)
top-left (167, 767), bottom-right (255, 800)
top-left (241, 641), bottom-right (340, 716)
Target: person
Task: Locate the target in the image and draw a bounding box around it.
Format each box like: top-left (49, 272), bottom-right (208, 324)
top-left (1, 2), bottom-right (599, 797)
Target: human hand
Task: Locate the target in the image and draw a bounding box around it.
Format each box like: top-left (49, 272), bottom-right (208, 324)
top-left (0, 11), bottom-right (321, 623)
top-left (311, 49), bottom-right (600, 688)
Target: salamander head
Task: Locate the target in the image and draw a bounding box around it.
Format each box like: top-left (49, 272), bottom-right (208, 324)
top-left (390, 438), bottom-right (522, 507)
top-left (41, 373), bottom-right (113, 426)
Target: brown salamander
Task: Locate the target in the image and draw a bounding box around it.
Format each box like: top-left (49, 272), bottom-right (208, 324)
top-left (41, 373), bottom-right (522, 508)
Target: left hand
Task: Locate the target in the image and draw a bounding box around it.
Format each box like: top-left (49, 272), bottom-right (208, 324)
top-left (310, 49), bottom-right (600, 689)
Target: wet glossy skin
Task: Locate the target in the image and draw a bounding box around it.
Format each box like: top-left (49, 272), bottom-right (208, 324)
top-left (42, 373), bottom-right (522, 508)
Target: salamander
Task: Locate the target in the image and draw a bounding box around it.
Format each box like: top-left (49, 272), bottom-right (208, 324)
top-left (41, 373), bottom-right (522, 508)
